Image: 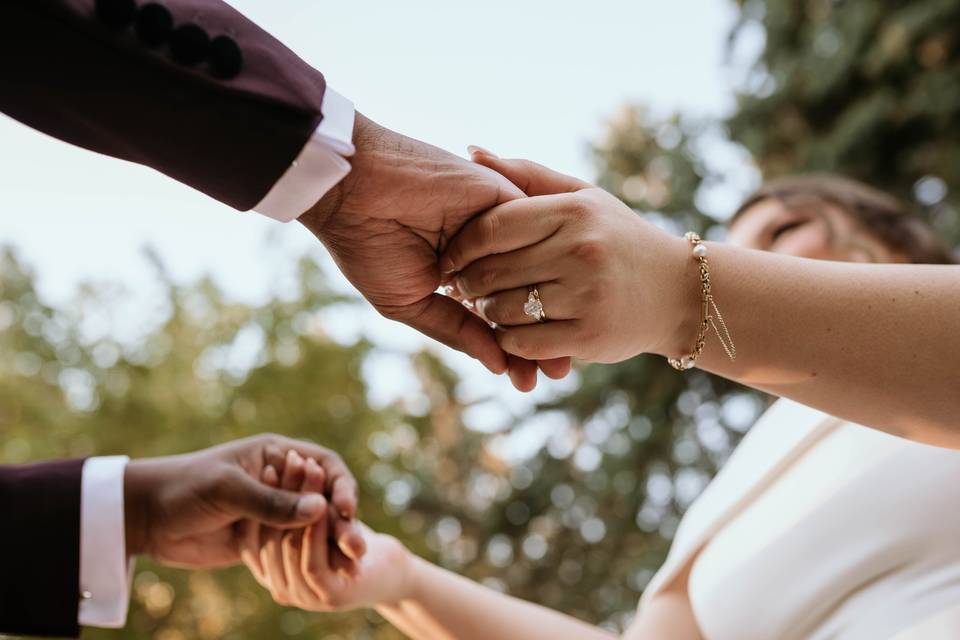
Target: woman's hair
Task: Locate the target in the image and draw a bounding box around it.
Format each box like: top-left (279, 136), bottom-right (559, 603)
top-left (731, 174), bottom-right (956, 265)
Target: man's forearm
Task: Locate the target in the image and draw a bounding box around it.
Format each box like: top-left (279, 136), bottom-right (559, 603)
top-left (377, 556), bottom-right (615, 640)
top-left (682, 243), bottom-right (960, 445)
top-left (0, 0), bottom-right (341, 214)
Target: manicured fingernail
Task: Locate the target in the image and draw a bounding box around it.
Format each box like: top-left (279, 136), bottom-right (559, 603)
top-left (296, 494), bottom-right (326, 519)
top-left (467, 145), bottom-right (498, 159)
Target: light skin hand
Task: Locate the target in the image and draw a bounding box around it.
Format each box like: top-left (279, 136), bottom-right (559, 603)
top-left (248, 450), bottom-right (683, 639)
top-left (456, 153), bottom-right (960, 445)
top-left (123, 434), bottom-right (364, 571)
top-left (248, 453), bottom-right (414, 610)
top-left (442, 152), bottom-right (694, 363)
top-left (299, 115), bottom-right (570, 391)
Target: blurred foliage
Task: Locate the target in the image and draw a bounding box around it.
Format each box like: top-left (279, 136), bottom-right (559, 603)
top-left (729, 0), bottom-right (960, 245)
top-left (4, 0), bottom-right (960, 638)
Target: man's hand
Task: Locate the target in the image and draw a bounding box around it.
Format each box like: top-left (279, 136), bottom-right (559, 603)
top-left (299, 115), bottom-right (571, 391)
top-left (123, 434), bottom-right (363, 570)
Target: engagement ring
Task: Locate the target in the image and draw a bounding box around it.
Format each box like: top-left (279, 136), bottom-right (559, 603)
top-left (523, 286), bottom-right (547, 322)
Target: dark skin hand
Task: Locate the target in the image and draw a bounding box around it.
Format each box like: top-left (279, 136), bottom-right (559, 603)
top-left (299, 114), bottom-right (571, 391)
top-left (123, 434), bottom-right (365, 573)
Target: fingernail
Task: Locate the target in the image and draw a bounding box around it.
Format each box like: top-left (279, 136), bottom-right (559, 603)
top-left (467, 145), bottom-right (498, 159)
top-left (441, 260), bottom-right (457, 275)
top-left (296, 494), bottom-right (326, 520)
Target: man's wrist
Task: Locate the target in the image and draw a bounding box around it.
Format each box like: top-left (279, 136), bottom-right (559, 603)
top-left (123, 460), bottom-right (155, 558)
top-left (302, 112), bottom-right (380, 230)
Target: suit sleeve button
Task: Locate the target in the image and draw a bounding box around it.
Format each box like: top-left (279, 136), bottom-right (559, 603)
top-left (209, 35), bottom-right (243, 79)
top-left (134, 3), bottom-right (174, 47)
top-left (170, 23), bottom-right (211, 66)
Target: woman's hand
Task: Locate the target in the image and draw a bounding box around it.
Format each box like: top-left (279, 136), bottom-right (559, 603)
top-left (441, 152), bottom-right (694, 364)
top-left (244, 452), bottom-right (414, 611)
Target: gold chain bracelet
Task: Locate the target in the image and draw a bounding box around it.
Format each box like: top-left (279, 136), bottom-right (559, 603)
top-left (667, 232), bottom-right (737, 371)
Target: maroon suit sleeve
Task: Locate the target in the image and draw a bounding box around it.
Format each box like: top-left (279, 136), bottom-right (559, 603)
top-left (0, 0), bottom-right (328, 211)
top-left (0, 459), bottom-right (85, 638)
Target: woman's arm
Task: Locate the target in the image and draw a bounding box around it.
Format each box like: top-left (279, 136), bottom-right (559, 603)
top-left (245, 455), bottom-right (704, 639)
top-left (676, 241), bottom-right (959, 446)
top-left (383, 557), bottom-right (704, 640)
top-left (243, 454), bottom-right (619, 639)
top-left (442, 154), bottom-right (960, 447)
top-left (377, 556), bottom-right (615, 640)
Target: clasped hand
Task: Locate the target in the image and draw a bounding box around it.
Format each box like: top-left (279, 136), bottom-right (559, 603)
top-left (299, 115), bottom-right (692, 387)
top-left (442, 151), bottom-right (694, 365)
top-left (245, 157), bottom-right (700, 613)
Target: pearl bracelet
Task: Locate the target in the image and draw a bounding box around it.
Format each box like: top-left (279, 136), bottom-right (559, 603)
top-left (667, 232), bottom-right (737, 371)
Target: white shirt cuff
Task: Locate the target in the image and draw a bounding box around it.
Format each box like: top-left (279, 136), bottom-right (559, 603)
top-left (79, 456), bottom-right (134, 629)
top-left (254, 87), bottom-right (356, 222)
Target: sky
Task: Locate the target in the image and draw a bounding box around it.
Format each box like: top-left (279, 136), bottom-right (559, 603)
top-left (0, 0), bottom-right (744, 411)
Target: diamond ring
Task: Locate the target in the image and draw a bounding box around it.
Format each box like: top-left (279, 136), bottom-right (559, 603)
top-left (523, 286), bottom-right (547, 322)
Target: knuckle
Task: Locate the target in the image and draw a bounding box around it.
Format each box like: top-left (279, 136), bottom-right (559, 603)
top-left (211, 465), bottom-right (244, 494)
top-left (478, 265), bottom-right (499, 290)
top-left (505, 333), bottom-right (536, 359)
top-left (571, 235), bottom-right (607, 264)
top-left (266, 490), bottom-right (297, 519)
top-left (377, 298), bottom-right (427, 324)
top-left (479, 213), bottom-right (500, 245)
top-left (259, 435), bottom-right (287, 456)
top-left (377, 304), bottom-right (407, 322)
top-left (565, 194), bottom-right (593, 219)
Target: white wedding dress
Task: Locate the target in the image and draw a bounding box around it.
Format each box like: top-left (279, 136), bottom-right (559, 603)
top-left (639, 399), bottom-right (960, 639)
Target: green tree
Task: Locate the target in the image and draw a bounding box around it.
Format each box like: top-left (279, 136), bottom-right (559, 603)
top-left (4, 1), bottom-right (960, 638)
top-left (729, 0), bottom-right (960, 245)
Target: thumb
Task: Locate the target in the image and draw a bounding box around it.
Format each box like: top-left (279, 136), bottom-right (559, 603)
top-left (219, 469), bottom-right (328, 528)
top-left (468, 147), bottom-right (591, 196)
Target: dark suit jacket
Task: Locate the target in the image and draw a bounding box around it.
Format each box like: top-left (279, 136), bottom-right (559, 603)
top-left (0, 459), bottom-right (85, 637)
top-left (0, 0), bottom-right (330, 636)
top-left (0, 0), bottom-right (329, 211)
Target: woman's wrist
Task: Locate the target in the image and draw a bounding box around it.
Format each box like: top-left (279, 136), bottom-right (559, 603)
top-left (364, 542), bottom-right (421, 613)
top-left (649, 233), bottom-right (703, 358)
top-left (398, 551), bottom-right (429, 603)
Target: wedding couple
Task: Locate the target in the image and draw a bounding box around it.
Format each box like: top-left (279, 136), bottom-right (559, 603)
top-left (2, 1), bottom-right (960, 638)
